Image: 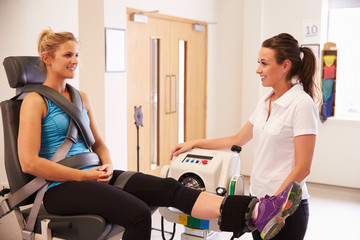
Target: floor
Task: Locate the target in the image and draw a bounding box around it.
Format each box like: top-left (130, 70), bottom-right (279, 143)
top-left (151, 177), bottom-right (360, 240)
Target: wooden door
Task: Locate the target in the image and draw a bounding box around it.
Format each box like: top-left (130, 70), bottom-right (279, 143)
top-left (170, 21), bottom-right (207, 142)
top-left (126, 9), bottom-right (207, 175)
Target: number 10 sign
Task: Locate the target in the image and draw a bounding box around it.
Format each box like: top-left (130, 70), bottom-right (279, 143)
top-left (303, 19), bottom-right (320, 44)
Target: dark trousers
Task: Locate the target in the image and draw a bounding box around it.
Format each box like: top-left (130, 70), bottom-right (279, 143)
top-left (252, 199), bottom-right (309, 240)
top-left (44, 170), bottom-right (201, 240)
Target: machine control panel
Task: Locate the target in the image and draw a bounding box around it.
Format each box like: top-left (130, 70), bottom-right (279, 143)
top-left (182, 154), bottom-right (213, 165)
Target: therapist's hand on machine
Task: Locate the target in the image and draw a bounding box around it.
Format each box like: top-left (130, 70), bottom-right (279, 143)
top-left (170, 141), bottom-right (196, 159)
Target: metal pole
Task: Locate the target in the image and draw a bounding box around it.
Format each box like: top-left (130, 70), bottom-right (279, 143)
top-left (137, 125), bottom-right (140, 172)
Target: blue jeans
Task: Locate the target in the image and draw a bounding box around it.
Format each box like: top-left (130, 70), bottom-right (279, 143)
top-left (252, 199), bottom-right (309, 240)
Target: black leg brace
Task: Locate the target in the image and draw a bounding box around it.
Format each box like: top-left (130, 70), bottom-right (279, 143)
top-left (218, 195), bottom-right (259, 237)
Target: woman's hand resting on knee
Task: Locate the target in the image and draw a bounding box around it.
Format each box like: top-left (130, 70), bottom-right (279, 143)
top-left (82, 164), bottom-right (113, 183)
top-left (97, 164), bottom-right (113, 183)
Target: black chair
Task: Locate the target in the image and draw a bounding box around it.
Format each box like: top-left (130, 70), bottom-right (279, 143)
top-left (0, 56), bottom-right (125, 239)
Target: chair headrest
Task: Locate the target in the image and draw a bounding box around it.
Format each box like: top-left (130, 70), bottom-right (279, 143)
top-left (3, 56), bottom-right (46, 88)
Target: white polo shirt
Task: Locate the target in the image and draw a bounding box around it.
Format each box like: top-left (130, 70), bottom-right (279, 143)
top-left (249, 84), bottom-right (318, 199)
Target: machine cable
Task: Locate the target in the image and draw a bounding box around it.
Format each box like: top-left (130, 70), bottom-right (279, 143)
top-left (161, 216), bottom-right (176, 240)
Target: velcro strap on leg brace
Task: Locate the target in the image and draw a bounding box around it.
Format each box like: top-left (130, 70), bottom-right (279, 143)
top-left (218, 195), bottom-right (252, 234)
top-left (243, 197), bottom-right (258, 232)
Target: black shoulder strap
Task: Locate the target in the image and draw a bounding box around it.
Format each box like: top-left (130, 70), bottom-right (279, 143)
top-left (21, 84), bottom-right (95, 148)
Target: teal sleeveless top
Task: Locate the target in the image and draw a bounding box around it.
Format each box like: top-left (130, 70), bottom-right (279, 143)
top-left (39, 98), bottom-right (92, 189)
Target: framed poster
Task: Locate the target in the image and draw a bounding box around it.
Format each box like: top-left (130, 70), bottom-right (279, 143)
top-left (105, 28), bottom-right (126, 72)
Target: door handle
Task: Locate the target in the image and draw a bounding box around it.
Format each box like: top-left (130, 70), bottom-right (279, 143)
top-left (165, 75), bottom-right (172, 114)
top-left (171, 74), bottom-right (178, 113)
top-left (166, 74), bottom-right (178, 114)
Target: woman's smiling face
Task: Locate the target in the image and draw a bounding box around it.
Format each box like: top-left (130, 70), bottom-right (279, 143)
top-left (46, 40), bottom-right (79, 80)
top-left (256, 47), bottom-right (287, 88)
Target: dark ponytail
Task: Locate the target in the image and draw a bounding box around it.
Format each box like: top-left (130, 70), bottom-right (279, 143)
top-left (299, 47), bottom-right (316, 99)
top-left (262, 33), bottom-right (320, 102)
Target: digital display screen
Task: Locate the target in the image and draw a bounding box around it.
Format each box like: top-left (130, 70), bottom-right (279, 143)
top-left (182, 154), bottom-right (213, 163)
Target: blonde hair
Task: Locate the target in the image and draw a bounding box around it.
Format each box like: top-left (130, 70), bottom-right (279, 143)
top-left (37, 28), bottom-right (77, 70)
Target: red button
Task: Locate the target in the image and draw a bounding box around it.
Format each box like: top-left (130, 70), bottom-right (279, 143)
top-left (202, 160), bottom-right (208, 165)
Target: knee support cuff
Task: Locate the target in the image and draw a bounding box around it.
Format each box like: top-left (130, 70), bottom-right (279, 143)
top-left (218, 195), bottom-right (258, 235)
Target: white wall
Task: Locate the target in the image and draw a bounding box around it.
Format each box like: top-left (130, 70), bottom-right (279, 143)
top-left (78, 0), bottom-right (106, 146)
top-left (207, 0), bottom-right (243, 139)
top-left (238, 0), bottom-right (264, 175)
top-left (0, 0), bottom-right (78, 187)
